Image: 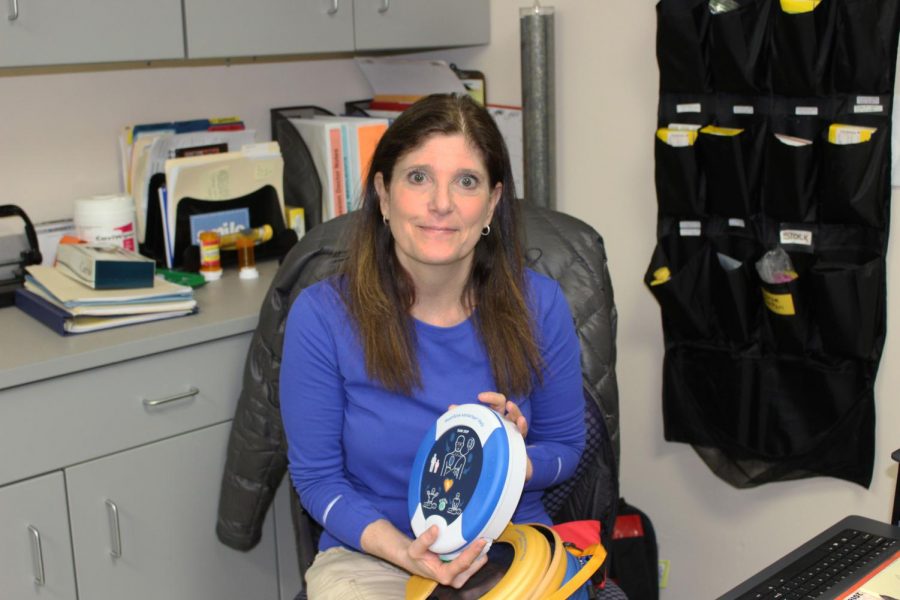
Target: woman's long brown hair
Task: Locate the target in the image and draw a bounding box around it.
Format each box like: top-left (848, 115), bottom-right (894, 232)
top-left (341, 94), bottom-right (543, 398)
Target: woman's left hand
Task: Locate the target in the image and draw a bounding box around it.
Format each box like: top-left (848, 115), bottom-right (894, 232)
top-left (476, 392), bottom-right (533, 481)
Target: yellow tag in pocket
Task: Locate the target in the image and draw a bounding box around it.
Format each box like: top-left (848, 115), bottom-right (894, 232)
top-left (700, 125), bottom-right (744, 137)
top-left (650, 266), bottom-right (672, 287)
top-left (780, 0), bottom-right (821, 14)
top-left (762, 289), bottom-right (796, 316)
top-left (656, 128), bottom-right (698, 147)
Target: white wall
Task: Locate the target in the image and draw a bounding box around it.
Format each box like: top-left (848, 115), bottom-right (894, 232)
top-left (1, 1), bottom-right (898, 598)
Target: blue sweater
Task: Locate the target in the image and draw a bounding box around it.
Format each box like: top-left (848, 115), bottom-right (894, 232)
top-left (280, 269), bottom-right (585, 553)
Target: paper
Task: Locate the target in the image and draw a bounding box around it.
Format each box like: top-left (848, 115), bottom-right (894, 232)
top-left (355, 57), bottom-right (468, 100)
top-left (313, 116), bottom-right (390, 210)
top-left (25, 265), bottom-right (192, 307)
top-left (840, 550), bottom-right (900, 599)
top-left (487, 106), bottom-right (525, 198)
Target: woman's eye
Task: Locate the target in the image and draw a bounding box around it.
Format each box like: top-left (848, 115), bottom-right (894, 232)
top-left (408, 171), bottom-right (427, 184)
top-left (459, 175), bottom-right (478, 189)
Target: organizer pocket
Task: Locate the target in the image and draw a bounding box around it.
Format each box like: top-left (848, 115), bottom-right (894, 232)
top-left (710, 235), bottom-right (762, 344)
top-left (759, 259), bottom-right (810, 354)
top-left (762, 132), bottom-right (817, 222)
top-left (656, 0), bottom-right (710, 93)
top-left (769, 2), bottom-right (833, 96)
top-left (698, 125), bottom-right (764, 217)
top-left (832, 0), bottom-right (900, 94)
top-left (707, 0), bottom-right (773, 93)
top-left (645, 234), bottom-right (713, 340)
top-left (668, 349), bottom-right (862, 459)
top-left (810, 251), bottom-right (883, 359)
top-left (820, 126), bottom-right (887, 227)
top-left (655, 135), bottom-right (704, 217)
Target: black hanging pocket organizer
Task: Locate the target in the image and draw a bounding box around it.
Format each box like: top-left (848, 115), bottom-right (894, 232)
top-left (650, 0), bottom-right (900, 488)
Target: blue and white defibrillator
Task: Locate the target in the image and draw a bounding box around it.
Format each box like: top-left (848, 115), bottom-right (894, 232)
top-left (408, 403), bottom-right (527, 560)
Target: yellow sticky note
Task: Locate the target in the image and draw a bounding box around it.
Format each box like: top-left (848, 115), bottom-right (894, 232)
top-left (762, 289), bottom-right (796, 316)
top-left (650, 266), bottom-right (672, 287)
top-left (780, 0), bottom-right (821, 14)
top-left (828, 123), bottom-right (877, 145)
top-left (656, 128), bottom-right (698, 147)
top-left (700, 125), bottom-right (744, 137)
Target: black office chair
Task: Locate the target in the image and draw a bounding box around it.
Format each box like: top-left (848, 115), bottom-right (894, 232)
top-left (216, 204), bottom-right (622, 598)
top-left (893, 448), bottom-right (900, 526)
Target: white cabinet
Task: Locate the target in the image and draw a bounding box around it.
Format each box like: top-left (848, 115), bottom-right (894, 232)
top-left (66, 422), bottom-right (278, 600)
top-left (353, 0), bottom-right (490, 51)
top-left (0, 473), bottom-right (77, 600)
top-left (0, 0), bottom-right (184, 68)
top-left (183, 0), bottom-right (355, 59)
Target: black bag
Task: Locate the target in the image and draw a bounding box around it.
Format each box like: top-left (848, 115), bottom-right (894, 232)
top-left (608, 498), bottom-right (659, 600)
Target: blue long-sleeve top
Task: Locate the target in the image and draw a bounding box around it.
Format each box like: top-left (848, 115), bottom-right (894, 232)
top-left (280, 269), bottom-right (585, 553)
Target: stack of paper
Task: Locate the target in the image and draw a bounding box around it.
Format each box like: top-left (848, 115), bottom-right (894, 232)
top-left (289, 116), bottom-right (388, 220)
top-left (15, 265), bottom-right (197, 335)
top-left (118, 117), bottom-right (257, 244)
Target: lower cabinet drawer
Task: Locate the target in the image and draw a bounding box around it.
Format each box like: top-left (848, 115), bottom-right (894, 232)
top-left (0, 333), bottom-right (250, 487)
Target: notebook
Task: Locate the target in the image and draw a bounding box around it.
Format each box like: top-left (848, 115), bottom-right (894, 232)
top-left (719, 515), bottom-right (900, 599)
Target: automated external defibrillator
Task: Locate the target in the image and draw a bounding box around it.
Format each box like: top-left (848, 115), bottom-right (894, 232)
top-left (406, 404), bottom-right (604, 599)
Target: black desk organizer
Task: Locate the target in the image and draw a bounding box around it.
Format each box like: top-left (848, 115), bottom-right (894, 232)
top-left (647, 0), bottom-right (900, 488)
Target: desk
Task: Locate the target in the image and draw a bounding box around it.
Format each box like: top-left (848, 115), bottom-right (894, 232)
top-left (0, 261), bottom-right (295, 600)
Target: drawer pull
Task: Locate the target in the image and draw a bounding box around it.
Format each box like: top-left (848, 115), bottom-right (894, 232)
top-left (142, 387), bottom-right (199, 408)
top-left (105, 499), bottom-right (122, 559)
top-left (8, 0), bottom-right (18, 21)
top-left (326, 0), bottom-right (338, 15)
top-left (27, 525), bottom-right (45, 586)
top-left (378, 0), bottom-right (389, 13)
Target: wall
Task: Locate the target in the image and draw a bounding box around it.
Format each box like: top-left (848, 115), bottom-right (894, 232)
top-left (0, 1), bottom-right (898, 598)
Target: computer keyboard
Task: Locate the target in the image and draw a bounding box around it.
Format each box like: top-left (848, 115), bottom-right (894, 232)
top-left (737, 528), bottom-right (898, 599)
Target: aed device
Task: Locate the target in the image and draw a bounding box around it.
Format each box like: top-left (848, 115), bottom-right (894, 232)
top-left (408, 403), bottom-right (527, 560)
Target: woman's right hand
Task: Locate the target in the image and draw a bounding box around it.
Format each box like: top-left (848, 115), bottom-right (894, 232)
top-left (405, 525), bottom-right (488, 588)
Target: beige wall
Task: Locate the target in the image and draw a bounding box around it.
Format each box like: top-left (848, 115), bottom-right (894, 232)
top-left (1, 1), bottom-right (898, 597)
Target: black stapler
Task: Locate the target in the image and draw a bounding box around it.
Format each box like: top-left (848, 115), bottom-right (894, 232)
top-left (0, 205), bottom-right (42, 307)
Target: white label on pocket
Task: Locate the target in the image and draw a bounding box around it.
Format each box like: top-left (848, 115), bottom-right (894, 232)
top-left (733, 105), bottom-right (754, 115)
top-left (728, 218), bottom-right (746, 228)
top-left (857, 95), bottom-right (881, 105)
top-left (795, 106), bottom-right (819, 116)
top-left (676, 103), bottom-right (702, 114)
top-left (679, 220), bottom-right (702, 236)
top-left (854, 104), bottom-right (884, 113)
top-left (780, 229), bottom-right (813, 246)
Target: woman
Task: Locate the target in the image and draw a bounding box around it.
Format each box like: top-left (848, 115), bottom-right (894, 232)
top-left (280, 93), bottom-right (585, 598)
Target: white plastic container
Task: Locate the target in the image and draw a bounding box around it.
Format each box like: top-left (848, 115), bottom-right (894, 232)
top-left (73, 195), bottom-right (137, 252)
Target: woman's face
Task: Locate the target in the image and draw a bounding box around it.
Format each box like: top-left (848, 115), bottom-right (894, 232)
top-left (376, 133), bottom-right (501, 279)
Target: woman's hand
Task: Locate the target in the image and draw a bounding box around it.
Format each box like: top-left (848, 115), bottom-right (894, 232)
top-left (406, 525), bottom-right (488, 587)
top-left (476, 392), bottom-right (534, 482)
top-left (361, 520), bottom-right (487, 588)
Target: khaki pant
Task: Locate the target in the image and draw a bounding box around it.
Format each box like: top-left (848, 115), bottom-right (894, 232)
top-left (305, 547), bottom-right (411, 599)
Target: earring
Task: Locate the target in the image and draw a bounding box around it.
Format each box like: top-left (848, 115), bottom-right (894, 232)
top-left (481, 225), bottom-right (491, 236)
top-left (383, 215), bottom-right (389, 225)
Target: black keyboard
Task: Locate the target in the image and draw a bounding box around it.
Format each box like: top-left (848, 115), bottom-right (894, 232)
top-left (737, 528), bottom-right (898, 599)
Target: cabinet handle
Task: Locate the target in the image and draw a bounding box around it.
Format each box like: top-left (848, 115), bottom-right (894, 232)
top-left (27, 525), bottom-right (45, 586)
top-left (142, 387), bottom-right (199, 408)
top-left (105, 500), bottom-right (122, 559)
top-left (8, 0), bottom-right (18, 21)
top-left (378, 0), bottom-right (390, 14)
top-left (327, 0), bottom-right (338, 15)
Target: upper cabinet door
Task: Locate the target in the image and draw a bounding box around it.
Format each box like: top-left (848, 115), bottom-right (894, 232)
top-left (184, 0), bottom-right (355, 59)
top-left (353, 0), bottom-right (490, 51)
top-left (0, 0), bottom-right (183, 68)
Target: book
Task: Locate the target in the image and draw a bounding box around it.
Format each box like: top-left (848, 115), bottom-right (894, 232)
top-left (15, 288), bottom-right (196, 335)
top-left (55, 244), bottom-right (156, 289)
top-left (25, 265), bottom-right (192, 307)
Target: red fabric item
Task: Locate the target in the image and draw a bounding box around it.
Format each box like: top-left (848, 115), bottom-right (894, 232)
top-left (612, 514), bottom-right (645, 539)
top-left (552, 519), bottom-right (602, 549)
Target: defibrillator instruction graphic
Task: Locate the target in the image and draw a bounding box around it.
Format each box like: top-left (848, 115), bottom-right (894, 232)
top-left (419, 427), bottom-right (483, 523)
